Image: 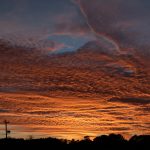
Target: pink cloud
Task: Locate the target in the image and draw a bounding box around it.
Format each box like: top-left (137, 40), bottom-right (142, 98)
top-left (45, 42), bottom-right (67, 52)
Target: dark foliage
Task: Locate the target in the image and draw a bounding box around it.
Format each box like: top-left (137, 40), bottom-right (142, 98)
top-left (0, 134), bottom-right (149, 149)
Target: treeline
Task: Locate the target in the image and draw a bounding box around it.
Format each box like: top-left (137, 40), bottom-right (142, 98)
top-left (0, 134), bottom-right (149, 149)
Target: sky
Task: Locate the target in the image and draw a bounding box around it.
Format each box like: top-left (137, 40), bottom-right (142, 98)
top-left (0, 0), bottom-right (96, 52)
top-left (0, 0), bottom-right (150, 53)
top-left (0, 0), bottom-right (150, 139)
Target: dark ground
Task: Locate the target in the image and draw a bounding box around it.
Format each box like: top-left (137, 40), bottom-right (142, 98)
top-left (0, 134), bottom-right (149, 149)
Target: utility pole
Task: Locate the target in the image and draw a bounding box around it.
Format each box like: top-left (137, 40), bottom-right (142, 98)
top-left (4, 120), bottom-right (10, 139)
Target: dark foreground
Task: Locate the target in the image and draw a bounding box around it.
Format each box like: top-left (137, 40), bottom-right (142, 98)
top-left (0, 134), bottom-right (150, 149)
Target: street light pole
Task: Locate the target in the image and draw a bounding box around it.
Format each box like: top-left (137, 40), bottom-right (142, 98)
top-left (4, 120), bottom-right (10, 139)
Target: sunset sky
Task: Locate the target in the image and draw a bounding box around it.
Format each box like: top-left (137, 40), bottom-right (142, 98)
top-left (0, 0), bottom-right (150, 139)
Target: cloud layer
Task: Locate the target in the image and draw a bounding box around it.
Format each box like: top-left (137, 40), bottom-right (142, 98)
top-left (76, 0), bottom-right (150, 52)
top-left (0, 0), bottom-right (150, 139)
top-left (1, 0), bottom-right (150, 54)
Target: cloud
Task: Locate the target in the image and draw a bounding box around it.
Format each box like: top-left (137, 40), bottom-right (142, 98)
top-left (0, 0), bottom-right (91, 37)
top-left (1, 0), bottom-right (150, 54)
top-left (75, 0), bottom-right (150, 51)
top-left (52, 10), bottom-right (90, 35)
top-left (109, 97), bottom-right (150, 104)
top-left (0, 109), bottom-right (9, 113)
top-left (45, 42), bottom-right (68, 52)
top-left (0, 0), bottom-right (150, 98)
top-left (0, 0), bottom-right (150, 139)
top-left (0, 0), bottom-right (97, 55)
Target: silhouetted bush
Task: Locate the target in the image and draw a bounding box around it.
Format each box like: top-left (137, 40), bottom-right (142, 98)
top-left (0, 134), bottom-right (149, 149)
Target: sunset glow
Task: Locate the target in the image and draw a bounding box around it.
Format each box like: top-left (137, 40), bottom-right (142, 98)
top-left (0, 0), bottom-right (150, 140)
